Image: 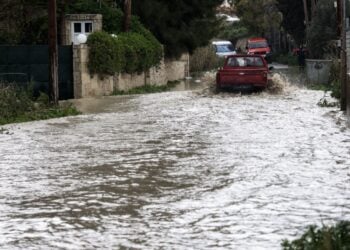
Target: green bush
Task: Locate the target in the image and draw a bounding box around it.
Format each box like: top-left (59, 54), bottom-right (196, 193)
top-left (329, 61), bottom-right (341, 99)
top-left (0, 84), bottom-right (34, 122)
top-left (282, 221), bottom-right (350, 250)
top-left (86, 32), bottom-right (122, 76)
top-left (87, 31), bottom-right (162, 76)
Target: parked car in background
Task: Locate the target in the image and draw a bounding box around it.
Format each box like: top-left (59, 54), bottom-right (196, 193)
top-left (246, 37), bottom-right (272, 63)
top-left (216, 55), bottom-right (270, 91)
top-left (212, 40), bottom-right (236, 58)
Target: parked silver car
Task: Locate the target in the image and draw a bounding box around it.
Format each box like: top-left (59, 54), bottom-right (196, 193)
top-left (212, 40), bottom-right (237, 58)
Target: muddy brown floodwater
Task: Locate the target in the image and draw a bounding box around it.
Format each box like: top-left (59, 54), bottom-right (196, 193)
top-left (0, 73), bottom-right (350, 249)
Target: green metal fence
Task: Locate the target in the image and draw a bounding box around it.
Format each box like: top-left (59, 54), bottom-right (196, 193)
top-left (0, 45), bottom-right (73, 100)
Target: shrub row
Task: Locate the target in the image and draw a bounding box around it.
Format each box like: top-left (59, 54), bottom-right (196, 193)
top-left (87, 31), bottom-right (162, 77)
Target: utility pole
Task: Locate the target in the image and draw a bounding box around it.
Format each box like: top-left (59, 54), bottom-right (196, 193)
top-left (48, 0), bottom-right (59, 105)
top-left (124, 0), bottom-right (132, 32)
top-left (340, 0), bottom-right (347, 111)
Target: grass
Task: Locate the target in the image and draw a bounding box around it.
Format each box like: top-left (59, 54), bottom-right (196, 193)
top-left (0, 83), bottom-right (81, 126)
top-left (306, 83), bottom-right (332, 92)
top-left (0, 104), bottom-right (81, 125)
top-left (113, 81), bottom-right (180, 95)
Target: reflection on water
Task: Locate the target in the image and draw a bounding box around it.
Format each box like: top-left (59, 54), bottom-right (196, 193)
top-left (0, 82), bottom-right (350, 249)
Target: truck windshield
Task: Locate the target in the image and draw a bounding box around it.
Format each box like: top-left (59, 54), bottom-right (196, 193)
top-left (216, 44), bottom-right (235, 53)
top-left (227, 57), bottom-right (264, 67)
top-left (248, 41), bottom-right (268, 49)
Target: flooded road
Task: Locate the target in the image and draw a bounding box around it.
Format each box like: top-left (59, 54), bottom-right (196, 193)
top-left (1, 79), bottom-right (350, 249)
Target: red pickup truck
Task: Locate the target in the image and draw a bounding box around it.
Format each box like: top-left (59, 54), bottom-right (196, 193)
top-left (216, 55), bottom-right (270, 91)
top-left (246, 37), bottom-right (272, 63)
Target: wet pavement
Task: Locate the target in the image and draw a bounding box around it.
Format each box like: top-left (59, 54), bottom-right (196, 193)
top-left (0, 76), bottom-right (350, 249)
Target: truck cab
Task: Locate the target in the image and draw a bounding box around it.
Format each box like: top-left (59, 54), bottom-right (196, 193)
top-left (216, 55), bottom-right (269, 91)
top-left (246, 38), bottom-right (271, 63)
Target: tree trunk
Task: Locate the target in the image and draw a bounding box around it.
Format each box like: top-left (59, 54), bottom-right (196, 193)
top-left (124, 0), bottom-right (132, 32)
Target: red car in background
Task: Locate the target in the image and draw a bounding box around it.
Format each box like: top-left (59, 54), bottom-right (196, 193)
top-left (216, 55), bottom-right (270, 91)
top-left (246, 37), bottom-right (272, 62)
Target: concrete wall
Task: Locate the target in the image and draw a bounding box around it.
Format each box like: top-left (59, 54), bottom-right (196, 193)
top-left (165, 53), bottom-right (190, 82)
top-left (73, 45), bottom-right (187, 98)
top-left (305, 59), bottom-right (332, 85)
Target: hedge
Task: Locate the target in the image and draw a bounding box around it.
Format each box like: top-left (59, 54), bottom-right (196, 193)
top-left (87, 31), bottom-right (162, 76)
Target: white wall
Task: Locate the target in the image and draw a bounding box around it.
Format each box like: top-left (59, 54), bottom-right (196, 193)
top-left (73, 45), bottom-right (188, 98)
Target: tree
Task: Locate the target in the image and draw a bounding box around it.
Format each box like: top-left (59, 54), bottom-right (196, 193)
top-left (234, 0), bottom-right (282, 36)
top-left (0, 0), bottom-right (222, 57)
top-left (0, 0), bottom-right (49, 44)
top-left (0, 0), bottom-right (71, 44)
top-left (129, 0), bottom-right (222, 57)
top-left (276, 0), bottom-right (306, 45)
top-left (306, 0), bottom-right (337, 59)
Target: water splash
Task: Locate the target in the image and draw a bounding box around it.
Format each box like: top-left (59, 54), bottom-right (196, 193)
top-left (267, 73), bottom-right (291, 94)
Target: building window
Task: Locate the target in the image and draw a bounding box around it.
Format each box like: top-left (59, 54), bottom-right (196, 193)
top-left (74, 23), bottom-right (82, 33)
top-left (71, 21), bottom-right (93, 44)
top-left (85, 23), bottom-right (93, 33)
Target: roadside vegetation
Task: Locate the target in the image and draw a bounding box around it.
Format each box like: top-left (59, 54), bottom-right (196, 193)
top-left (281, 221), bottom-right (350, 250)
top-left (87, 31), bottom-right (162, 77)
top-left (0, 83), bottom-right (80, 126)
top-left (190, 46), bottom-right (225, 73)
top-left (271, 53), bottom-right (298, 66)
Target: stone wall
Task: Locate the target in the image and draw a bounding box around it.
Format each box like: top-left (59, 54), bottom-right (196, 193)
top-left (73, 45), bottom-right (187, 98)
top-left (73, 45), bottom-right (115, 98)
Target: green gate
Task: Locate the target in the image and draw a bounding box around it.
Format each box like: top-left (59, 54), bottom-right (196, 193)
top-left (0, 45), bottom-right (73, 100)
